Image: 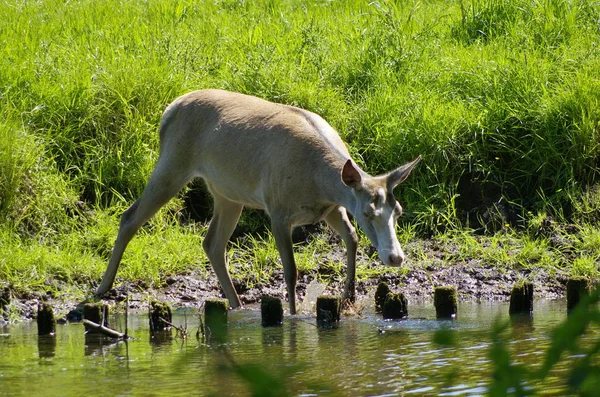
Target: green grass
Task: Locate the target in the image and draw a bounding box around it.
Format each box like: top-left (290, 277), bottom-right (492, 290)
top-left (1, 0), bottom-right (599, 295)
top-left (230, 234), bottom-right (280, 288)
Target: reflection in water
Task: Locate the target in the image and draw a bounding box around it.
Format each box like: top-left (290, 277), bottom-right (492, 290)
top-left (37, 334), bottom-right (56, 359)
top-left (261, 324), bottom-right (284, 348)
top-left (285, 318), bottom-right (298, 362)
top-left (0, 300), bottom-right (593, 396)
top-left (84, 334), bottom-right (124, 357)
top-left (149, 329), bottom-right (173, 346)
top-left (510, 313), bottom-right (535, 338)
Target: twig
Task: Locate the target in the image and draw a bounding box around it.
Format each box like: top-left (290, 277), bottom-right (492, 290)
top-left (159, 317), bottom-right (188, 339)
top-left (125, 294), bottom-right (129, 338)
top-left (83, 319), bottom-right (128, 339)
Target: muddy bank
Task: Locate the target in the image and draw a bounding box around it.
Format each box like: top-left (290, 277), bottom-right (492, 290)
top-left (2, 238), bottom-right (568, 323)
top-left (131, 260), bottom-right (566, 310)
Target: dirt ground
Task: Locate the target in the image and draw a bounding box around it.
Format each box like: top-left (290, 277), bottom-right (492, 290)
top-left (1, 237), bottom-right (568, 323)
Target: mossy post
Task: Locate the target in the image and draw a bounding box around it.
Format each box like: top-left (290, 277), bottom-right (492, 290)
top-left (566, 276), bottom-right (592, 312)
top-left (374, 282), bottom-right (391, 313)
top-left (316, 295), bottom-right (341, 327)
top-left (261, 295), bottom-right (283, 327)
top-left (83, 302), bottom-right (109, 333)
top-left (509, 282), bottom-right (534, 316)
top-left (0, 287), bottom-right (9, 318)
top-left (434, 286), bottom-right (458, 319)
top-left (37, 303), bottom-right (56, 336)
top-left (204, 298), bottom-right (228, 341)
top-left (382, 292), bottom-right (408, 320)
top-left (149, 300), bottom-right (172, 332)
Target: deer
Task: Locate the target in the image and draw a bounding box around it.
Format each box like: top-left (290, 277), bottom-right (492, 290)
top-left (95, 89), bottom-right (421, 314)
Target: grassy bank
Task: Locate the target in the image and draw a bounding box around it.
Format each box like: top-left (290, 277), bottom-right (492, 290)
top-left (1, 0), bottom-right (599, 297)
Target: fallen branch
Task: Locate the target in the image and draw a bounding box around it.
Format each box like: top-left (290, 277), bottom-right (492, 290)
top-left (83, 319), bottom-right (128, 339)
top-left (159, 317), bottom-right (188, 339)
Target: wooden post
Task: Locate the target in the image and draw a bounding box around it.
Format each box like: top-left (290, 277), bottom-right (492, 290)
top-left (0, 287), bottom-right (9, 317)
top-left (316, 295), bottom-right (341, 327)
top-left (509, 282), bottom-right (534, 316)
top-left (434, 286), bottom-right (458, 319)
top-left (382, 292), bottom-right (408, 320)
top-left (261, 295), bottom-right (283, 327)
top-left (566, 276), bottom-right (592, 312)
top-left (149, 300), bottom-right (172, 332)
top-left (37, 303), bottom-right (56, 336)
top-left (374, 282), bottom-right (391, 313)
top-left (83, 302), bottom-right (109, 333)
top-left (204, 298), bottom-right (228, 341)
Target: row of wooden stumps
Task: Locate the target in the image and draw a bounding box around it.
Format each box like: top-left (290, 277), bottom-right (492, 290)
top-left (34, 276), bottom-right (595, 337)
top-left (34, 298), bottom-right (253, 339)
top-left (148, 298), bottom-right (230, 341)
top-left (38, 299), bottom-right (233, 341)
top-left (508, 276), bottom-right (594, 316)
top-left (374, 276), bottom-right (596, 320)
top-left (34, 295), bottom-right (340, 338)
top-left (374, 283), bottom-right (458, 319)
top-left (37, 301), bottom-right (125, 337)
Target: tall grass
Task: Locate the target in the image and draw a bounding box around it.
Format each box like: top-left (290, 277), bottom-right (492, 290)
top-left (0, 0), bottom-right (599, 291)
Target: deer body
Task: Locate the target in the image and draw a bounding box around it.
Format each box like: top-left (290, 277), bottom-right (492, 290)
top-left (96, 89), bottom-right (420, 314)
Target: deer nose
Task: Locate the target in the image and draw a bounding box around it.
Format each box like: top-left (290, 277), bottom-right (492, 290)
top-left (389, 252), bottom-right (405, 266)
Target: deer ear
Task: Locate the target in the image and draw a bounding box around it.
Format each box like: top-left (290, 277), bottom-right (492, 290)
top-left (387, 155), bottom-right (422, 190)
top-left (342, 159), bottom-right (362, 190)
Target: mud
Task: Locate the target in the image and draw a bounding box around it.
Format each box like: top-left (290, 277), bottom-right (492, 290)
top-left (1, 234), bottom-right (570, 324)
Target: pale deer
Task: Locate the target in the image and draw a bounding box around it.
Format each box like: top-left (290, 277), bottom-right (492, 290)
top-left (95, 89), bottom-right (421, 314)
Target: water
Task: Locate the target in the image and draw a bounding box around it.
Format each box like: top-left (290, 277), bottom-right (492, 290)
top-left (0, 300), bottom-right (592, 396)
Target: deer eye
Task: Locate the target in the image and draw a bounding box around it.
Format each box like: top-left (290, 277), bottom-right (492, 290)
top-left (371, 192), bottom-right (383, 208)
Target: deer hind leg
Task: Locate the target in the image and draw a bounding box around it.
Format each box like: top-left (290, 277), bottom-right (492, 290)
top-left (96, 159), bottom-right (190, 296)
top-left (202, 185), bottom-right (244, 309)
top-left (325, 206), bottom-right (358, 303)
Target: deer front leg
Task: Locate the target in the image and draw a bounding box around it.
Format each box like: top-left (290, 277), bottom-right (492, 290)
top-left (271, 217), bottom-right (298, 315)
top-left (325, 206), bottom-right (358, 303)
top-left (202, 189), bottom-right (244, 309)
